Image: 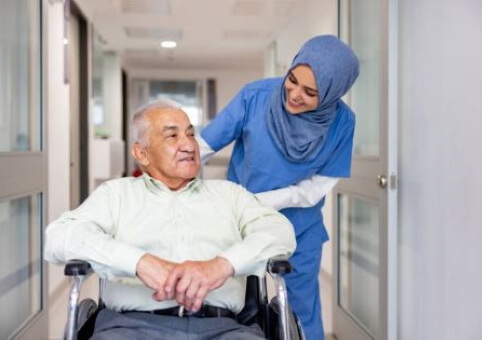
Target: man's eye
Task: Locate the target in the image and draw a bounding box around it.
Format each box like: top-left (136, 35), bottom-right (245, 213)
top-left (166, 134), bottom-right (177, 139)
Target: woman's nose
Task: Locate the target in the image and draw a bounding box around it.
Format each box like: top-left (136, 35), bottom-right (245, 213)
top-left (290, 86), bottom-right (303, 100)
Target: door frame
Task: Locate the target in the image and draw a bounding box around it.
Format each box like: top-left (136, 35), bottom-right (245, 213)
top-left (333, 0), bottom-right (398, 339)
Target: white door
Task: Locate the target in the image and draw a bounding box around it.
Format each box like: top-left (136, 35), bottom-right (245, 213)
top-left (0, 0), bottom-right (47, 338)
top-left (333, 0), bottom-right (398, 339)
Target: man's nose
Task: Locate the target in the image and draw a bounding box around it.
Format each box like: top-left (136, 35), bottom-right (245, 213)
top-left (179, 135), bottom-right (196, 152)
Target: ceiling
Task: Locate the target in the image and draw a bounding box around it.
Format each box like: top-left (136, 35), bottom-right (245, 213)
top-left (75, 0), bottom-right (306, 71)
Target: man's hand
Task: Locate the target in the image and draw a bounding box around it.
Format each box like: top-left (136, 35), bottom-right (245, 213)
top-left (165, 257), bottom-right (234, 312)
top-left (135, 253), bottom-right (177, 301)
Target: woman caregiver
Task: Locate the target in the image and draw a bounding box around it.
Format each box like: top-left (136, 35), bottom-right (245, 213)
top-left (199, 35), bottom-right (359, 339)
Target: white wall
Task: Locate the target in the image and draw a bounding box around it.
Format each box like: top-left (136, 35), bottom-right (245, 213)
top-left (46, 3), bottom-right (100, 339)
top-left (101, 52), bottom-right (123, 140)
top-left (93, 51), bottom-right (124, 186)
top-left (45, 2), bottom-right (71, 339)
top-left (275, 0), bottom-right (338, 75)
top-left (398, 0), bottom-right (482, 339)
top-left (46, 3), bottom-right (70, 229)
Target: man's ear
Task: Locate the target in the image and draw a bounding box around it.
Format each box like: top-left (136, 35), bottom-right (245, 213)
top-left (131, 143), bottom-right (149, 167)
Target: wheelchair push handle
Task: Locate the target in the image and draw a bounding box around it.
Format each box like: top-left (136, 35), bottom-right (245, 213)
top-left (268, 256), bottom-right (292, 275)
top-left (65, 260), bottom-right (93, 276)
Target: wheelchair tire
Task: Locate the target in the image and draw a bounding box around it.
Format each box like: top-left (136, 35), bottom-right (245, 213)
top-left (268, 297), bottom-right (304, 340)
top-left (77, 298), bottom-right (98, 329)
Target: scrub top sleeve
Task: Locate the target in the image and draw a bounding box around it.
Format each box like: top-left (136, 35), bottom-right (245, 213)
top-left (201, 86), bottom-right (248, 151)
top-left (318, 115), bottom-right (355, 178)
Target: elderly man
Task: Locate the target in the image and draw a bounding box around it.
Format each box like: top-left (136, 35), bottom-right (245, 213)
top-left (44, 100), bottom-right (296, 340)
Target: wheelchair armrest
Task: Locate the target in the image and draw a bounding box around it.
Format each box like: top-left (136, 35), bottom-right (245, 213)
top-left (268, 256), bottom-right (292, 275)
top-left (65, 260), bottom-right (93, 277)
top-left (64, 260), bottom-right (94, 340)
top-left (267, 256), bottom-right (298, 339)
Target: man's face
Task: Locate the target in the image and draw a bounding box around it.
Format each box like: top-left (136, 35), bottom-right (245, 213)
top-left (135, 108), bottom-right (200, 190)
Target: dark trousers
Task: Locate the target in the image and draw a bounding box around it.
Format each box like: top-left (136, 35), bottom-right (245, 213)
top-left (91, 309), bottom-right (266, 340)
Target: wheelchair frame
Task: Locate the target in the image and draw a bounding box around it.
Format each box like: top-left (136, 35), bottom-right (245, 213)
top-left (63, 257), bottom-right (304, 340)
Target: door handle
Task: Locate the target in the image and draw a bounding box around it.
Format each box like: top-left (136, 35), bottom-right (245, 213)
top-left (377, 175), bottom-right (387, 188)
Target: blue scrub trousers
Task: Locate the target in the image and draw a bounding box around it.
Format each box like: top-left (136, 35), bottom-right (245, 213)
top-left (285, 236), bottom-right (324, 340)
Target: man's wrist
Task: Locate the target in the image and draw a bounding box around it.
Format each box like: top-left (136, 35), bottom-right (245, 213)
top-left (136, 252), bottom-right (156, 277)
top-left (215, 256), bottom-right (234, 278)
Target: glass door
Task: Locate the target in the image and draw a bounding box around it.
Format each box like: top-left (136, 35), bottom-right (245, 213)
top-left (333, 0), bottom-right (398, 339)
top-left (0, 0), bottom-right (47, 338)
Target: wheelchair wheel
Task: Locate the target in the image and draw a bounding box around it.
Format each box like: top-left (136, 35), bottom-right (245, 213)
top-left (77, 298), bottom-right (98, 329)
top-left (268, 297), bottom-right (304, 340)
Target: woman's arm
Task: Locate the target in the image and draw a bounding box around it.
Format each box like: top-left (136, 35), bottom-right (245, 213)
top-left (255, 175), bottom-right (339, 210)
top-left (197, 135), bottom-right (216, 164)
top-left (198, 134), bottom-right (339, 210)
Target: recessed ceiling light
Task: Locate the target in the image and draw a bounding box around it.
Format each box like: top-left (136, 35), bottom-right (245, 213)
top-left (161, 41), bottom-right (177, 48)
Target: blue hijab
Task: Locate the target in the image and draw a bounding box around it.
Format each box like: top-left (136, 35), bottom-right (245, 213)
top-left (267, 35), bottom-right (359, 163)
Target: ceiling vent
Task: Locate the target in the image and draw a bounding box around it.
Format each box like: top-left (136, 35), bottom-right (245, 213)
top-left (223, 30), bottom-right (271, 41)
top-left (232, 0), bottom-right (266, 16)
top-left (125, 27), bottom-right (183, 40)
top-left (272, 1), bottom-right (296, 16)
top-left (120, 0), bottom-right (171, 15)
top-left (125, 49), bottom-right (161, 56)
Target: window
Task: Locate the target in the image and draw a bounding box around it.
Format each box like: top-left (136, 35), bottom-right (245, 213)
top-left (0, 0), bottom-right (45, 337)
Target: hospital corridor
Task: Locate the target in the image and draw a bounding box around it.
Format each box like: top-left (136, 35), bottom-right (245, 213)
top-left (1, 0), bottom-right (482, 339)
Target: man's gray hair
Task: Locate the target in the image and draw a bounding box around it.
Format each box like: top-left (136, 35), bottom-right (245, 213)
top-left (130, 98), bottom-right (182, 146)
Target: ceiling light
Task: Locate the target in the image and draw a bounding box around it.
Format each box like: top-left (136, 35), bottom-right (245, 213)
top-left (161, 41), bottom-right (177, 49)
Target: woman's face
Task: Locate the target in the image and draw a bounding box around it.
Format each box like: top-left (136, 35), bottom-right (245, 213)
top-left (284, 65), bottom-right (319, 114)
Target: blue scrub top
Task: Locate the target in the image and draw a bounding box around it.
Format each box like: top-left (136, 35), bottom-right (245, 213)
top-left (201, 78), bottom-right (355, 244)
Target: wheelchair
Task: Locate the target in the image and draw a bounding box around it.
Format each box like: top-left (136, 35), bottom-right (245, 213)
top-left (63, 257), bottom-right (305, 340)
